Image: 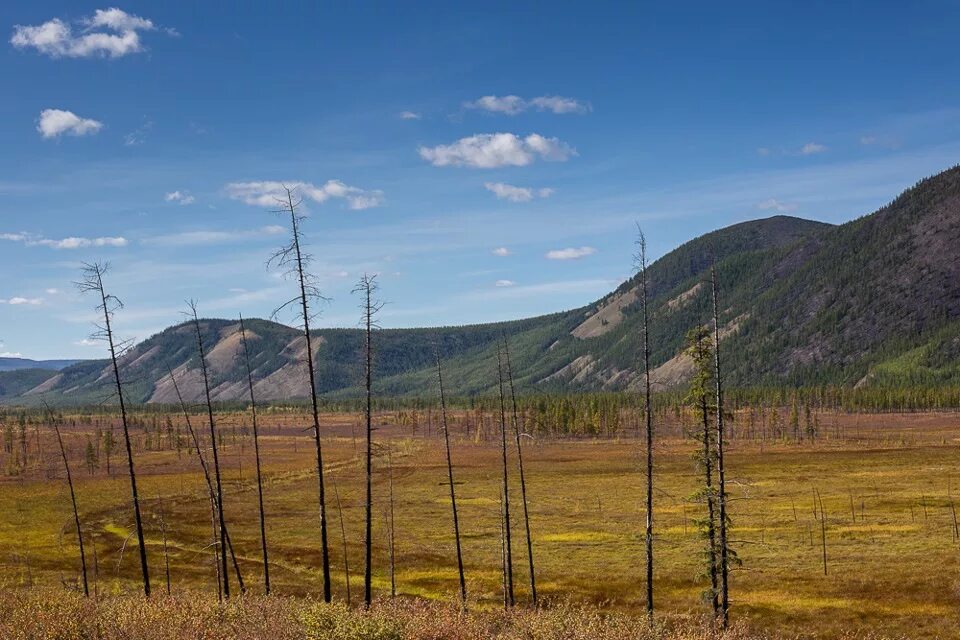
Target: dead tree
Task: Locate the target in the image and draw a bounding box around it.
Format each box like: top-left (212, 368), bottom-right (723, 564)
top-left (496, 345), bottom-right (515, 607)
top-left (387, 445), bottom-right (397, 599)
top-left (436, 352), bottom-right (467, 604)
top-left (166, 366), bottom-right (244, 597)
top-left (711, 265), bottom-right (731, 628)
top-left (239, 314), bottom-right (270, 594)
top-left (270, 187), bottom-right (332, 602)
top-left (76, 262), bottom-right (149, 596)
top-left (635, 225), bottom-right (654, 619)
top-left (502, 337), bottom-right (536, 607)
top-left (188, 300), bottom-right (234, 598)
top-left (52, 418), bottom-right (89, 596)
top-left (353, 273), bottom-right (383, 608)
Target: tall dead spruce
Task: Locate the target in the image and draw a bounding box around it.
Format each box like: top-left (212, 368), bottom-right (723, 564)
top-left (436, 351), bottom-right (467, 604)
top-left (187, 301), bottom-right (239, 597)
top-left (635, 226), bottom-right (655, 619)
top-left (76, 262), bottom-right (150, 596)
top-left (270, 187), bottom-right (332, 602)
top-left (711, 265), bottom-right (732, 628)
top-left (238, 314), bottom-right (270, 594)
top-left (353, 273), bottom-right (383, 608)
top-left (502, 337), bottom-right (536, 607)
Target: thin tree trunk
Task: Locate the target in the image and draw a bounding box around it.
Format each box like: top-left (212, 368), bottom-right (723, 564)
top-left (53, 423), bottom-right (89, 597)
top-left (239, 315), bottom-right (270, 594)
top-left (636, 227), bottom-right (654, 620)
top-left (278, 190), bottom-right (331, 602)
top-left (189, 303), bottom-right (232, 598)
top-left (436, 354), bottom-right (467, 604)
top-left (77, 263), bottom-right (149, 596)
top-left (711, 266), bottom-right (731, 628)
top-left (502, 338), bottom-right (536, 607)
top-left (354, 274), bottom-right (381, 608)
top-left (496, 346), bottom-right (515, 607)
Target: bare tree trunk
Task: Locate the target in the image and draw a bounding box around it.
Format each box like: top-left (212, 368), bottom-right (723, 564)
top-left (502, 338), bottom-right (536, 607)
top-left (272, 189), bottom-right (331, 602)
top-left (239, 315), bottom-right (270, 594)
top-left (496, 346), bottom-right (515, 607)
top-left (189, 301), bottom-right (233, 598)
top-left (436, 353), bottom-right (467, 604)
top-left (77, 263), bottom-right (149, 596)
top-left (711, 266), bottom-right (731, 628)
top-left (53, 422), bottom-right (88, 597)
top-left (354, 273), bottom-right (381, 608)
top-left (635, 226), bottom-right (654, 619)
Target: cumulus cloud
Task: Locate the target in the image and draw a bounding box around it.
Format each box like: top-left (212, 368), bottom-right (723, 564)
top-left (799, 142), bottom-right (827, 155)
top-left (492, 247), bottom-right (511, 257)
top-left (1, 297), bottom-right (43, 305)
top-left (545, 246), bottom-right (596, 260)
top-left (37, 109), bottom-right (103, 139)
top-left (0, 232), bottom-right (127, 249)
top-left (464, 95), bottom-right (589, 115)
top-left (757, 198), bottom-right (798, 213)
top-left (225, 180), bottom-right (385, 210)
top-left (419, 133), bottom-right (576, 168)
top-left (11, 8), bottom-right (165, 58)
top-left (164, 190), bottom-right (195, 205)
top-left (495, 279), bottom-right (515, 287)
top-left (399, 111), bottom-right (421, 120)
top-left (484, 182), bottom-right (554, 202)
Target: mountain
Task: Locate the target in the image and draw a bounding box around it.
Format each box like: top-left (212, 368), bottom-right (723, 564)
top-left (4, 165), bottom-right (960, 406)
top-left (0, 358), bottom-right (83, 373)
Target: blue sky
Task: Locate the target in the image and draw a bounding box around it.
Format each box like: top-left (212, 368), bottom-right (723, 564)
top-left (3, 2), bottom-right (960, 359)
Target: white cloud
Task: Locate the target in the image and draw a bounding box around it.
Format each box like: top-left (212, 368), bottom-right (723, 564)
top-left (494, 279), bottom-right (515, 287)
top-left (399, 111), bottom-right (421, 120)
top-left (45, 288), bottom-right (61, 295)
top-left (124, 119), bottom-right (153, 146)
top-left (37, 109), bottom-right (103, 139)
top-left (74, 338), bottom-right (98, 347)
top-left (492, 247), bottom-right (510, 257)
top-left (419, 133), bottom-right (576, 168)
top-left (464, 95), bottom-right (589, 115)
top-left (11, 8), bottom-right (165, 58)
top-left (756, 198), bottom-right (798, 213)
top-left (545, 246), bottom-right (597, 260)
top-left (484, 182), bottom-right (554, 202)
top-left (165, 190), bottom-right (195, 205)
top-left (0, 352), bottom-right (24, 358)
top-left (2, 297), bottom-right (43, 305)
top-left (800, 142), bottom-right (827, 155)
top-left (0, 232), bottom-right (127, 249)
top-left (225, 180), bottom-right (385, 210)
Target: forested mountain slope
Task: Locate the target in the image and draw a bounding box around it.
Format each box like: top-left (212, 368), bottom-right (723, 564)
top-left (5, 164), bottom-right (960, 406)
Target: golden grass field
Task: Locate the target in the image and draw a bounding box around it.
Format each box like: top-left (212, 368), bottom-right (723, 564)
top-left (1, 408), bottom-right (959, 638)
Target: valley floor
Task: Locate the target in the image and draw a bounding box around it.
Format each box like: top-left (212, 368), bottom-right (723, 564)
top-left (1, 409), bottom-right (958, 638)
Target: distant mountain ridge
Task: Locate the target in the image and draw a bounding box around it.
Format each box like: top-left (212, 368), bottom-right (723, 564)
top-left (0, 358), bottom-right (83, 373)
top-left (4, 164), bottom-right (960, 406)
